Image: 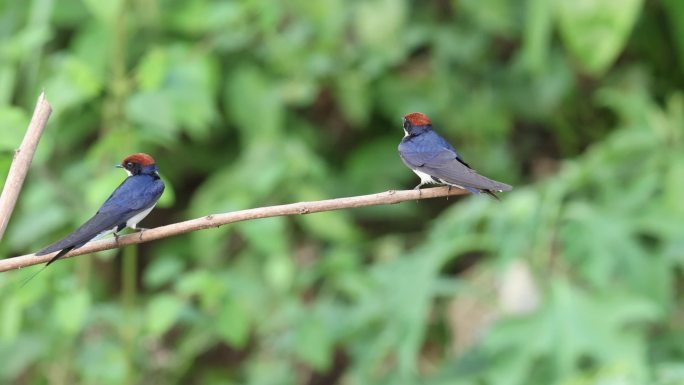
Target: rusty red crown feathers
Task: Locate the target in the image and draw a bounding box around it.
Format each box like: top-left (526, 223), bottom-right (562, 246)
top-left (403, 112), bottom-right (432, 126)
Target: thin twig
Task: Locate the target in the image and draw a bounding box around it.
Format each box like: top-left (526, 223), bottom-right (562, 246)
top-left (0, 92), bottom-right (52, 241)
top-left (1, 186), bottom-right (468, 272)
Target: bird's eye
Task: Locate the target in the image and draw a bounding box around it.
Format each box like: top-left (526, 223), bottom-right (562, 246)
top-left (126, 162), bottom-right (133, 168)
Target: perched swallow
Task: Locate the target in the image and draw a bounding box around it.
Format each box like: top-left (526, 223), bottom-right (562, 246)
top-left (35, 153), bottom-right (165, 265)
top-left (398, 112), bottom-right (512, 198)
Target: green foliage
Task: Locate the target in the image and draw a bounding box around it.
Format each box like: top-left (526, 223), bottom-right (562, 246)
top-left (1, 1), bottom-right (683, 384)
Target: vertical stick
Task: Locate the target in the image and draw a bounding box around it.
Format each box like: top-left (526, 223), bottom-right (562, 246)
top-left (0, 91), bottom-right (52, 241)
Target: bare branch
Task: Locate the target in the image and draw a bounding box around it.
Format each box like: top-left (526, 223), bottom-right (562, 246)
top-left (1, 186), bottom-right (468, 272)
top-left (0, 92), bottom-right (52, 241)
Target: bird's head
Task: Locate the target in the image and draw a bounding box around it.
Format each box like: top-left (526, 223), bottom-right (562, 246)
top-left (117, 153), bottom-right (158, 176)
top-left (402, 112), bottom-right (433, 137)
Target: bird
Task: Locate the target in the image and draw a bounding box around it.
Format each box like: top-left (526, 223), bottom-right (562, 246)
top-left (398, 112), bottom-right (512, 199)
top-left (34, 153), bottom-right (165, 266)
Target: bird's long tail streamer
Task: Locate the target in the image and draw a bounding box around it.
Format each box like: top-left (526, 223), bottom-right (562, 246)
top-left (19, 263), bottom-right (49, 288)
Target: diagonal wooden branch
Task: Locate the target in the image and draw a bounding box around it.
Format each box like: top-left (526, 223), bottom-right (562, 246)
top-left (0, 92), bottom-right (52, 241)
top-left (1, 186), bottom-right (467, 272)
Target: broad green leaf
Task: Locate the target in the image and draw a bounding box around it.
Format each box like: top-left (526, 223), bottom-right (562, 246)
top-left (54, 291), bottom-right (90, 335)
top-left (0, 107), bottom-right (28, 150)
top-left (216, 297), bottom-right (251, 348)
top-left (146, 294), bottom-right (184, 336)
top-left (663, 0), bottom-right (684, 75)
top-left (126, 91), bottom-right (178, 141)
top-left (0, 65), bottom-right (16, 106)
top-left (156, 174), bottom-right (175, 208)
top-left (355, 0), bottom-right (406, 49)
top-left (334, 71), bottom-right (371, 126)
top-left (0, 337), bottom-right (45, 381)
top-left (144, 257), bottom-right (185, 289)
top-left (237, 217), bottom-right (288, 255)
top-left (556, 0), bottom-right (644, 75)
top-left (294, 317), bottom-right (333, 371)
top-left (460, 0), bottom-right (517, 34)
top-left (263, 253), bottom-right (295, 291)
top-left (44, 55), bottom-right (103, 113)
top-left (77, 339), bottom-right (129, 385)
top-left (81, 0), bottom-right (122, 25)
top-left (136, 48), bottom-right (169, 91)
top-left (0, 297), bottom-right (21, 342)
top-left (522, 0), bottom-right (553, 73)
top-left (225, 66), bottom-right (284, 143)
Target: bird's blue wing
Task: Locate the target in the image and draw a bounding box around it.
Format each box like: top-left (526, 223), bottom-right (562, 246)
top-left (399, 132), bottom-right (511, 192)
top-left (97, 174), bottom-right (164, 215)
top-left (36, 175), bottom-right (164, 255)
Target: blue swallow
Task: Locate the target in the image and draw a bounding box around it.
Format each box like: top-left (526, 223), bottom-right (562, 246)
top-left (35, 153), bottom-right (165, 265)
top-left (398, 112), bottom-right (512, 198)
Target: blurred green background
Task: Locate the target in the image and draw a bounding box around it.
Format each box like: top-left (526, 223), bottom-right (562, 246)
top-left (1, 0), bottom-right (684, 384)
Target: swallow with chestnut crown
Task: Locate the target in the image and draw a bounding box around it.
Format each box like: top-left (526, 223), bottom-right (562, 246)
top-left (398, 112), bottom-right (512, 199)
top-left (35, 153), bottom-right (165, 265)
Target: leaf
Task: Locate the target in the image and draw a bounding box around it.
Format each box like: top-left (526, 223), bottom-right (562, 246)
top-left (522, 0), bottom-right (553, 73)
top-left (333, 71), bottom-right (371, 126)
top-left (156, 174), bottom-right (176, 208)
top-left (355, 0), bottom-right (406, 49)
top-left (663, 0), bottom-right (684, 75)
top-left (0, 297), bottom-right (21, 343)
top-left (136, 48), bottom-right (169, 91)
top-left (54, 291), bottom-right (90, 335)
top-left (556, 0), bottom-right (644, 75)
top-left (0, 65), bottom-right (17, 106)
top-left (344, 136), bottom-right (412, 194)
top-left (81, 0), bottom-right (122, 25)
top-left (460, 0), bottom-right (517, 34)
top-left (224, 66), bottom-right (284, 143)
top-left (44, 55), bottom-right (103, 113)
top-left (146, 294), bottom-right (184, 336)
top-left (263, 253), bottom-right (295, 291)
top-left (216, 297), bottom-right (251, 348)
top-left (0, 107), bottom-right (29, 150)
top-left (0, 336), bottom-right (45, 381)
top-left (294, 316), bottom-right (333, 371)
top-left (126, 91), bottom-right (178, 141)
top-left (131, 45), bottom-right (218, 141)
top-left (236, 217), bottom-right (288, 255)
top-left (5, 184), bottom-right (70, 250)
top-left (76, 338), bottom-right (129, 385)
top-left (144, 257), bottom-right (185, 289)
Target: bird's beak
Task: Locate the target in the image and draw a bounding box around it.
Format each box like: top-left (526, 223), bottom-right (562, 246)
top-left (115, 164), bottom-right (123, 168)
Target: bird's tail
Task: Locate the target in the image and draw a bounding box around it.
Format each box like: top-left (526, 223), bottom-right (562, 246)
top-left (19, 247), bottom-right (74, 288)
top-left (19, 264), bottom-right (49, 288)
top-left (46, 247), bottom-right (74, 266)
top-left (483, 190), bottom-right (501, 201)
top-left (481, 178), bottom-right (512, 193)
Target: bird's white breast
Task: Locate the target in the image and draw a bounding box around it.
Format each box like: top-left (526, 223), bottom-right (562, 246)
top-left (126, 204), bottom-right (157, 229)
top-left (412, 169), bottom-right (436, 185)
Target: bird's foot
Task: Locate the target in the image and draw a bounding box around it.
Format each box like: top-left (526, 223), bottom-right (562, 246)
top-left (135, 227), bottom-right (148, 240)
top-left (447, 185), bottom-right (451, 200)
top-left (413, 184), bottom-right (424, 199)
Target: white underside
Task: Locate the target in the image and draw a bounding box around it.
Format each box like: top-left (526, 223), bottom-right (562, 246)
top-left (126, 204), bottom-right (156, 229)
top-left (413, 169), bottom-right (436, 184)
top-left (412, 169), bottom-right (467, 190)
top-left (90, 226), bottom-right (118, 243)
